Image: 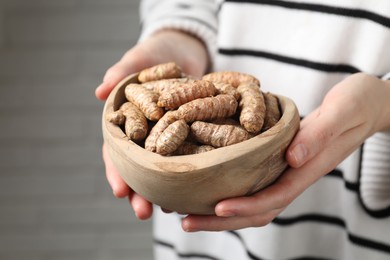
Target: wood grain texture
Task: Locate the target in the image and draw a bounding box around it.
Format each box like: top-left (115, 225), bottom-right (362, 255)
top-left (102, 74), bottom-right (300, 215)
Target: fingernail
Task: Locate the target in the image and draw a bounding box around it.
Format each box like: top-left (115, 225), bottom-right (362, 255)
top-left (218, 210), bottom-right (236, 217)
top-left (216, 204), bottom-right (236, 217)
top-left (182, 219), bottom-right (195, 232)
top-left (291, 143), bottom-right (307, 166)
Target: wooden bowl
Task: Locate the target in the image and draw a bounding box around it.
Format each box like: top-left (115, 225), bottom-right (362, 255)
top-left (102, 74), bottom-right (300, 215)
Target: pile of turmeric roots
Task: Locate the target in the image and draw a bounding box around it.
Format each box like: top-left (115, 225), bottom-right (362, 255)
top-left (106, 62), bottom-right (281, 156)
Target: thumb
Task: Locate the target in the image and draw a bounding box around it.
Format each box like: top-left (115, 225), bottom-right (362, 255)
top-left (95, 47), bottom-right (157, 101)
top-left (286, 107), bottom-right (343, 168)
top-left (95, 59), bottom-right (147, 101)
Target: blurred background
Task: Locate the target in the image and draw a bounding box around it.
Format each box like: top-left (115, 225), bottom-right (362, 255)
top-left (0, 0), bottom-right (154, 259)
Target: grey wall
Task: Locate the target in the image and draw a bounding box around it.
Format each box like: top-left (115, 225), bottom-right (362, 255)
top-left (0, 0), bottom-right (153, 259)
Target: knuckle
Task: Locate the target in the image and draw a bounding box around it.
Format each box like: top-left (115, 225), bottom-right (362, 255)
top-left (311, 126), bottom-right (333, 148)
top-left (275, 180), bottom-right (295, 209)
top-left (279, 191), bottom-right (293, 209)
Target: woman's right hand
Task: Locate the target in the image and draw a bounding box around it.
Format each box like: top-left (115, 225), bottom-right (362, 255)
top-left (96, 29), bottom-right (209, 220)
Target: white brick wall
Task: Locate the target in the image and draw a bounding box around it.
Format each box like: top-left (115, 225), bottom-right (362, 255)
top-left (0, 0), bottom-right (154, 259)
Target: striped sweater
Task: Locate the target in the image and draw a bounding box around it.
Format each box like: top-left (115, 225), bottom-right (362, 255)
top-left (139, 0), bottom-right (390, 259)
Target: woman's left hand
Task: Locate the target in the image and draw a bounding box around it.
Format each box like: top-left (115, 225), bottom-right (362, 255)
top-left (181, 72), bottom-right (390, 232)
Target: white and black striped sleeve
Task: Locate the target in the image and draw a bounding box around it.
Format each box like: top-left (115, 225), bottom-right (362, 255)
top-left (139, 0), bottom-right (219, 62)
top-left (360, 73), bottom-right (390, 216)
top-left (361, 131), bottom-right (390, 216)
top-left (383, 72), bottom-right (390, 81)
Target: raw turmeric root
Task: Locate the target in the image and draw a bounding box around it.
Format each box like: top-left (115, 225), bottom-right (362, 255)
top-left (105, 110), bottom-right (125, 125)
top-left (213, 82), bottom-right (240, 100)
top-left (156, 119), bottom-right (189, 155)
top-left (121, 102), bottom-right (148, 141)
top-left (190, 121), bottom-right (251, 148)
top-left (142, 78), bottom-right (195, 93)
top-left (173, 141), bottom-right (215, 155)
top-left (177, 94), bottom-right (238, 122)
top-left (106, 102), bottom-right (148, 141)
top-left (202, 71), bottom-right (260, 88)
top-left (125, 83), bottom-right (164, 121)
top-left (262, 92), bottom-right (281, 131)
top-left (145, 111), bottom-right (179, 152)
top-left (106, 63), bottom-right (286, 156)
top-left (138, 62), bottom-right (182, 83)
top-left (157, 80), bottom-right (217, 110)
top-left (237, 83), bottom-right (266, 134)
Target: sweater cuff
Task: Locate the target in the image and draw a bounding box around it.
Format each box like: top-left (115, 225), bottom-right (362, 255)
top-left (360, 131), bottom-right (390, 213)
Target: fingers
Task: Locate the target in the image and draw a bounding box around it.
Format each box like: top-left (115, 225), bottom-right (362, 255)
top-left (193, 139), bottom-right (346, 231)
top-left (95, 30), bottom-right (209, 101)
top-left (286, 73), bottom-right (384, 168)
top-left (94, 34), bottom-right (177, 101)
top-left (288, 109), bottom-right (337, 167)
top-left (214, 161), bottom-right (316, 219)
top-left (129, 192), bottom-right (153, 220)
top-left (103, 143), bottom-right (154, 220)
top-left (204, 119), bottom-right (367, 231)
top-left (214, 174), bottom-right (298, 218)
top-left (182, 208), bottom-right (283, 232)
top-left (95, 44), bottom-right (159, 101)
top-left (95, 60), bottom-right (137, 101)
top-left (286, 98), bottom-right (363, 168)
top-left (182, 166), bottom-right (309, 232)
top-left (102, 143), bottom-right (130, 198)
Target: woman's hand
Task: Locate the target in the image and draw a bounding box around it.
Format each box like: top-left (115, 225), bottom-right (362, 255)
top-left (181, 72), bottom-right (390, 232)
top-left (95, 29), bottom-right (209, 100)
top-left (96, 29), bottom-right (209, 220)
